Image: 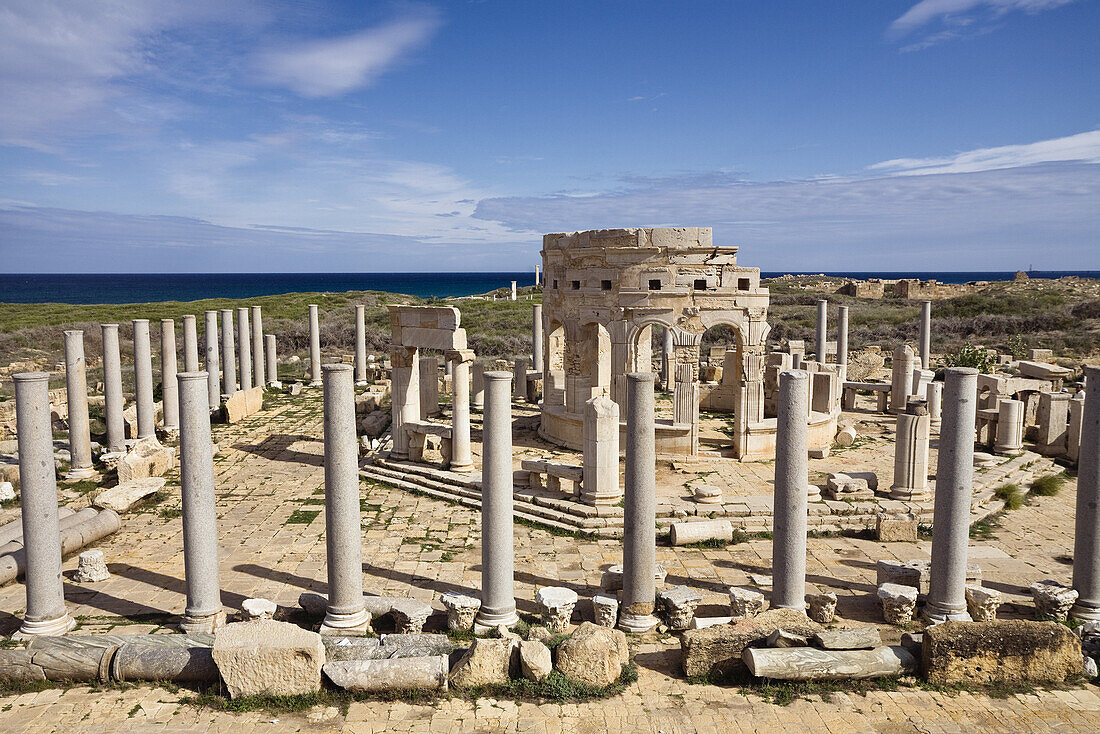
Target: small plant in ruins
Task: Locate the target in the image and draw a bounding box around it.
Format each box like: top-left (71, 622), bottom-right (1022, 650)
top-left (1030, 473), bottom-right (1067, 497)
top-left (943, 343), bottom-right (997, 373)
top-left (1005, 333), bottom-right (1027, 359)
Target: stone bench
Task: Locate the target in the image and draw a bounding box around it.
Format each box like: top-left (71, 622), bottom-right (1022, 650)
top-left (404, 421), bottom-right (452, 466)
top-left (521, 459), bottom-right (584, 496)
top-left (842, 381), bottom-right (892, 412)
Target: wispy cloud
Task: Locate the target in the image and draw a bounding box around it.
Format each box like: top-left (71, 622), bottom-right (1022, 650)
top-left (255, 7), bottom-right (442, 98)
top-left (869, 130), bottom-right (1100, 175)
top-left (888, 0), bottom-right (1079, 49)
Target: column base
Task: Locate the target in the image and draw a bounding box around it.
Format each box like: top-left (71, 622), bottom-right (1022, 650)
top-left (923, 603), bottom-right (971, 623)
top-left (355, 380), bottom-right (369, 387)
top-left (581, 492), bottom-right (624, 507)
top-left (65, 465), bottom-right (97, 480)
top-left (888, 487), bottom-right (932, 501)
top-left (309, 380), bottom-right (323, 387)
top-left (14, 613), bottom-right (76, 639)
top-left (320, 608), bottom-right (372, 636)
top-left (180, 609), bottom-right (227, 634)
top-left (268, 381), bottom-right (282, 389)
top-left (618, 612), bottom-right (659, 634)
top-left (993, 444), bottom-right (1023, 456)
top-left (473, 607), bottom-right (519, 635)
top-left (1070, 602), bottom-right (1100, 622)
top-left (449, 461), bottom-right (475, 474)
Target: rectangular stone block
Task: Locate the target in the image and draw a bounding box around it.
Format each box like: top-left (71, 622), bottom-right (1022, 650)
top-left (922, 620), bottom-right (1082, 685)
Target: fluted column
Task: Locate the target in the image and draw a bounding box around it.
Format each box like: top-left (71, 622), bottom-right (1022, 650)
top-left (204, 311), bottom-right (221, 408)
top-left (308, 304), bottom-right (322, 386)
top-left (251, 305), bottom-right (265, 388)
top-left (355, 305), bottom-right (368, 385)
top-left (63, 331), bottom-right (94, 479)
top-left (219, 309), bottom-right (235, 397)
top-left (178, 371), bottom-right (226, 634)
top-left (160, 319), bottom-right (179, 430)
top-left (132, 319), bottom-right (155, 439)
top-left (772, 370), bottom-right (808, 610)
top-left (448, 350), bottom-right (474, 473)
top-left (182, 315), bottom-right (200, 372)
top-left (100, 324), bottom-right (126, 452)
top-left (236, 308), bottom-right (252, 392)
top-left (890, 400), bottom-right (931, 500)
top-left (925, 367), bottom-right (979, 622)
top-left (620, 372), bottom-right (658, 633)
top-left (13, 372), bottom-right (76, 637)
top-left (1071, 366), bottom-right (1100, 621)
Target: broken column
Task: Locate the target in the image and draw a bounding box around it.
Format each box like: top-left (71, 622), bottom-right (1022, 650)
top-left (308, 304), bottom-right (322, 386)
top-left (419, 356), bottom-right (439, 418)
top-left (773, 370), bottom-right (809, 611)
top-left (1072, 365), bottom-right (1100, 621)
top-left (994, 399), bottom-right (1024, 454)
top-left (815, 300), bottom-right (828, 362)
top-left (513, 357), bottom-right (529, 402)
top-left (927, 381), bottom-right (942, 427)
top-left (889, 400), bottom-right (931, 501)
top-left (100, 324), bottom-right (126, 453)
top-left (63, 330), bottom-right (94, 479)
top-left (13, 372), bottom-right (77, 637)
top-left (890, 344), bottom-right (917, 413)
top-left (251, 305), bottom-right (265, 388)
top-left (837, 306), bottom-right (849, 368)
top-left (919, 301), bottom-right (932, 370)
top-left (532, 304), bottom-right (544, 375)
top-left (389, 347), bottom-right (419, 460)
top-left (925, 367), bottom-right (979, 622)
top-left (582, 395), bottom-right (621, 505)
top-left (620, 372), bottom-right (658, 633)
top-left (132, 319), bottom-right (156, 439)
top-left (448, 350), bottom-right (475, 473)
top-left (474, 371), bottom-right (519, 632)
top-left (177, 370), bottom-right (226, 634)
top-left (182, 315), bottom-right (200, 372)
top-left (236, 308), bottom-right (252, 392)
top-left (265, 334), bottom-right (278, 385)
top-left (355, 305), bottom-right (368, 385)
top-left (161, 319), bottom-right (179, 430)
top-left (219, 309), bottom-right (236, 397)
top-left (320, 364), bottom-right (371, 635)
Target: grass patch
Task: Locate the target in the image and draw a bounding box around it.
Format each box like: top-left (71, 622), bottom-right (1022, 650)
top-left (158, 506), bottom-right (182, 520)
top-left (285, 509), bottom-right (321, 525)
top-left (1030, 472), bottom-right (1067, 497)
top-left (994, 483), bottom-right (1024, 510)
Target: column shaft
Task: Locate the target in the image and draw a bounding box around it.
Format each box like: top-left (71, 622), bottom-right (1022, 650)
top-left (308, 304), bottom-right (322, 386)
top-left (100, 324), bottom-right (126, 452)
top-left (182, 315), bottom-right (200, 372)
top-left (251, 306), bottom-right (265, 388)
top-left (620, 372), bottom-right (658, 632)
top-left (265, 334), bottom-right (278, 385)
top-left (355, 305), bottom-right (367, 384)
top-left (389, 348), bottom-right (419, 460)
top-left (925, 367), bottom-right (979, 622)
top-left (532, 304), bottom-right (544, 375)
top-left (449, 353), bottom-right (474, 472)
top-left (219, 310), bottom-right (235, 397)
top-left (513, 358), bottom-right (529, 402)
top-left (773, 370), bottom-right (809, 610)
top-left (919, 301), bottom-right (932, 370)
top-left (132, 319), bottom-right (155, 439)
top-left (63, 331), bottom-right (94, 478)
top-left (236, 308), bottom-right (252, 392)
top-left (472, 362), bottom-right (485, 408)
top-left (204, 311), bottom-right (221, 408)
top-left (1072, 365), bottom-right (1100, 620)
top-left (160, 319), bottom-right (179, 430)
top-left (815, 300), bottom-right (828, 363)
top-left (836, 306), bottom-right (849, 368)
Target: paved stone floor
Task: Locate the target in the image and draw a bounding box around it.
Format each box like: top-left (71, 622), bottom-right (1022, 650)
top-left (1, 388), bottom-right (1097, 732)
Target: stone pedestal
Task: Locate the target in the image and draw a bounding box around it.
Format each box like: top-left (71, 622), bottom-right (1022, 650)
top-left (265, 335), bottom-right (278, 386)
top-left (320, 364), bottom-right (371, 636)
top-left (219, 310), bottom-right (236, 397)
top-left (101, 324), bottom-right (126, 452)
top-left (236, 308), bottom-right (252, 393)
top-left (63, 331), bottom-right (94, 479)
top-left (919, 301), bottom-right (932, 370)
top-left (773, 370), bottom-right (808, 610)
top-left (532, 304), bottom-right (544, 375)
top-left (355, 305), bottom-right (368, 385)
top-left (474, 372), bottom-right (520, 633)
top-left (308, 304), bottom-right (322, 386)
top-left (1072, 366), bottom-right (1100, 621)
top-left (1036, 392), bottom-right (1070, 452)
top-left (13, 373), bottom-right (76, 637)
top-left (251, 305), bottom-right (265, 388)
top-left (132, 319), bottom-right (156, 439)
top-left (182, 315), bottom-right (200, 372)
top-left (448, 350), bottom-right (474, 473)
top-left (177, 371), bottom-right (226, 634)
top-left (582, 396), bottom-right (621, 505)
top-left (994, 399), bottom-right (1024, 454)
top-left (161, 319), bottom-right (179, 430)
top-left (890, 401), bottom-right (930, 500)
top-left (836, 306), bottom-right (849, 367)
top-left (620, 372), bottom-right (659, 633)
top-left (925, 367), bottom-right (979, 623)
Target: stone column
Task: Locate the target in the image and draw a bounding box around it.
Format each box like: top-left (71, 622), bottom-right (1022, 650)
top-left (160, 319), bottom-right (179, 430)
top-left (772, 370), bottom-right (809, 610)
top-left (308, 304), bottom-right (322, 386)
top-left (994, 399), bottom-right (1024, 454)
top-left (474, 371), bottom-right (519, 632)
top-left (389, 347), bottom-right (419, 460)
top-left (448, 350), bottom-right (474, 473)
top-left (513, 357), bottom-right (529, 402)
top-left (919, 301), bottom-right (932, 370)
top-left (662, 328), bottom-right (675, 391)
top-left (925, 367), bottom-right (979, 622)
top-left (815, 300), bottom-right (828, 363)
top-left (532, 305), bottom-right (544, 375)
top-left (320, 364), bottom-right (371, 635)
top-left (890, 345), bottom-right (917, 413)
top-left (535, 264), bottom-right (540, 286)
top-left (472, 362), bottom-right (485, 408)
top-left (132, 319), bottom-right (156, 439)
top-left (219, 310), bottom-right (235, 396)
top-left (182, 315), bottom-right (200, 372)
top-left (177, 371), bottom-right (226, 634)
top-left (673, 364), bottom-right (699, 455)
top-left (62, 331), bottom-right (95, 479)
top-left (419, 356), bottom-right (440, 418)
top-left (510, 281), bottom-right (517, 301)
top-left (251, 305), bottom-right (265, 388)
top-left (582, 395), bottom-right (621, 505)
top-left (100, 324), bottom-right (126, 452)
top-left (265, 334), bottom-right (278, 385)
top-left (836, 306), bottom-right (849, 368)
top-left (236, 308), bottom-right (252, 392)
top-left (620, 372), bottom-right (659, 633)
top-left (890, 400), bottom-right (931, 500)
top-left (203, 312), bottom-right (221, 409)
top-left (1072, 365), bottom-right (1100, 621)
top-left (927, 381), bottom-right (942, 426)
top-left (355, 305), bottom-right (368, 385)
top-left (13, 372), bottom-right (76, 637)
top-left (1069, 396), bottom-right (1085, 463)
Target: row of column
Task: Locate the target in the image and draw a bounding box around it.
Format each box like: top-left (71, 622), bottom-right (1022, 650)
top-left (812, 300), bottom-right (850, 367)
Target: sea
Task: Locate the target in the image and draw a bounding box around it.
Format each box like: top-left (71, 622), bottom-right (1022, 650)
top-left (0, 271), bottom-right (1097, 305)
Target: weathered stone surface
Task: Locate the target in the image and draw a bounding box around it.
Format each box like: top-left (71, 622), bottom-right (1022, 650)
top-left (241, 598), bottom-right (277, 620)
top-left (555, 622), bottom-right (630, 687)
top-left (876, 559), bottom-right (981, 596)
top-left (766, 629), bottom-right (807, 648)
top-left (0, 645), bottom-right (113, 684)
top-left (1031, 580), bottom-right (1078, 621)
top-left (592, 593), bottom-right (619, 628)
top-left (93, 477), bottom-right (166, 512)
top-left (0, 481), bottom-right (14, 501)
top-left (658, 585), bottom-right (702, 631)
top-left (110, 643), bottom-right (217, 682)
top-left (813, 628), bottom-right (882, 650)
top-left (391, 599), bottom-right (432, 634)
top-left (378, 634), bottom-right (455, 659)
top-left (72, 550), bottom-right (110, 582)
top-left (211, 620), bottom-right (325, 698)
top-left (323, 657), bottom-right (449, 692)
top-left (965, 586), bottom-right (1002, 623)
top-left (729, 587), bottom-right (766, 618)
top-left (690, 616), bottom-right (734, 629)
top-left (519, 640), bottom-right (553, 681)
top-left (224, 386), bottom-right (264, 423)
top-left (806, 592), bottom-right (837, 624)
top-left (116, 437), bottom-right (175, 483)
top-left (744, 645), bottom-right (916, 680)
top-left (536, 586), bottom-right (578, 634)
top-left (825, 473), bottom-right (874, 500)
top-left (448, 637), bottom-right (516, 688)
top-left (923, 621), bottom-right (1083, 685)
top-left (441, 592), bottom-right (480, 632)
top-left (600, 564), bottom-right (666, 592)
top-left (681, 609), bottom-right (822, 677)
top-left (752, 608), bottom-right (824, 639)
top-left (876, 512), bottom-right (918, 542)
top-left (692, 484), bottom-right (723, 504)
top-left (877, 583), bottom-right (918, 625)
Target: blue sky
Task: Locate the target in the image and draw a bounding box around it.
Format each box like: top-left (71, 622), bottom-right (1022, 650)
top-left (1, 0), bottom-right (1097, 272)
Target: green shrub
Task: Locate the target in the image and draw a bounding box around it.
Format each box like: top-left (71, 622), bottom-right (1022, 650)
top-left (994, 483), bottom-right (1024, 510)
top-left (943, 343), bottom-right (997, 373)
top-left (1030, 473), bottom-right (1067, 497)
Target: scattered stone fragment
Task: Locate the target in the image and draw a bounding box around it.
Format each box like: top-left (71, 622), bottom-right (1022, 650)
top-left (729, 587), bottom-right (766, 618)
top-left (875, 511), bottom-right (918, 542)
top-left (116, 437), bottom-right (175, 483)
top-left (600, 564), bottom-right (666, 592)
top-left (1031, 580), bottom-right (1078, 621)
top-left (536, 586), bottom-right (578, 634)
top-left (658, 585), bottom-right (702, 631)
top-left (93, 477), bottom-right (166, 513)
top-left (766, 629), bottom-right (807, 648)
top-left (876, 559), bottom-right (981, 596)
top-left (964, 586), bottom-right (1002, 623)
top-left (448, 637), bottom-right (516, 688)
top-left (391, 599), bottom-right (432, 634)
top-left (812, 628), bottom-right (882, 651)
top-left (899, 632), bottom-right (923, 658)
top-left (525, 626), bottom-right (554, 645)
top-left (748, 574), bottom-right (773, 589)
top-left (806, 592), bottom-right (837, 624)
top-left (72, 550), bottom-right (110, 583)
top-left (877, 583), bottom-right (918, 625)
top-left (0, 482), bottom-right (14, 501)
top-left (922, 620), bottom-right (1083, 685)
top-left (441, 592), bottom-right (480, 632)
top-left (692, 484), bottom-right (722, 504)
top-left (592, 594), bottom-right (619, 628)
top-left (690, 616), bottom-right (733, 629)
top-left (211, 620), bottom-right (325, 699)
top-left (1076, 620), bottom-right (1100, 656)
top-left (241, 598), bottom-right (277, 621)
top-left (1084, 655), bottom-right (1099, 679)
top-left (555, 622), bottom-right (630, 687)
top-left (680, 609), bottom-right (822, 678)
top-left (743, 645), bottom-right (916, 680)
top-left (825, 473), bottom-right (874, 500)
top-left (323, 656), bottom-right (449, 692)
top-left (519, 640), bottom-right (553, 682)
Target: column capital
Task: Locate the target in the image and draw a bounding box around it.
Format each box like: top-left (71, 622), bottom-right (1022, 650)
top-left (446, 348), bottom-right (476, 365)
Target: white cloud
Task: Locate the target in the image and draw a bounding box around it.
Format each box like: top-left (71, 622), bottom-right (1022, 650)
top-left (888, 0), bottom-right (1079, 49)
top-left (255, 8), bottom-right (441, 98)
top-left (869, 130), bottom-right (1100, 175)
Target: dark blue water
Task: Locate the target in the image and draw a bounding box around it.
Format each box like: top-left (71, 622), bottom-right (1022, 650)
top-left (0, 271), bottom-right (1096, 305)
